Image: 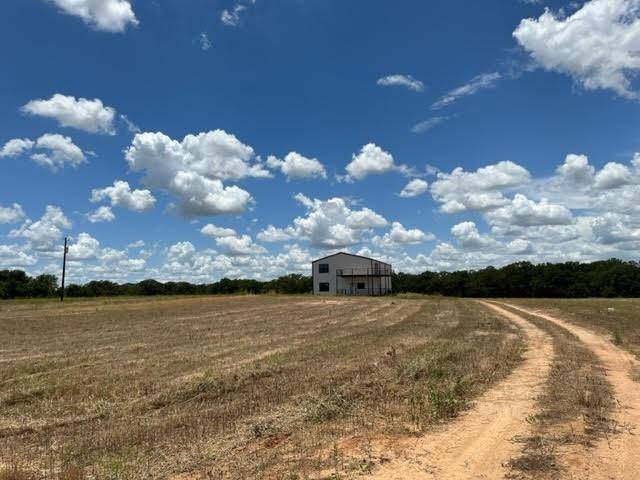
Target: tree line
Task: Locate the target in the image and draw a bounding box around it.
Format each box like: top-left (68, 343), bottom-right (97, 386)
top-left (2, 259), bottom-right (640, 300)
top-left (0, 271), bottom-right (312, 299)
top-left (392, 259), bottom-right (640, 298)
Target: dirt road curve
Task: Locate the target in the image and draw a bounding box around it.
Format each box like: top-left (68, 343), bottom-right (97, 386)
top-left (367, 301), bottom-right (554, 480)
top-left (498, 302), bottom-right (640, 480)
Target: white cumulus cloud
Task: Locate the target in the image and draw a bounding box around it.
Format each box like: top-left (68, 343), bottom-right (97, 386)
top-left (269, 194), bottom-right (388, 249)
top-left (514, 0), bottom-right (640, 98)
top-left (451, 221), bottom-right (501, 251)
top-left (87, 206), bottom-right (116, 223)
top-left (343, 143), bottom-right (407, 182)
top-left (485, 194), bottom-right (573, 228)
top-left (1, 134), bottom-right (86, 171)
top-left (0, 203), bottom-right (26, 224)
top-left (373, 222), bottom-right (435, 249)
top-left (0, 244), bottom-right (37, 268)
top-left (257, 225), bottom-right (296, 243)
top-left (0, 138), bottom-right (34, 158)
top-left (215, 234), bottom-right (266, 256)
top-left (431, 160), bottom-right (531, 213)
top-left (399, 178), bottom-right (429, 198)
top-left (125, 130), bottom-right (269, 217)
top-left (10, 205), bottom-right (71, 252)
top-left (267, 152), bottom-right (327, 180)
top-left (91, 180), bottom-right (156, 212)
top-left (201, 224), bottom-right (237, 238)
top-left (22, 94), bottom-right (117, 134)
top-left (50, 0), bottom-right (138, 33)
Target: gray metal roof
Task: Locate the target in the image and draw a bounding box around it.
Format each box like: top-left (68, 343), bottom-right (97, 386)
top-left (311, 251), bottom-right (391, 267)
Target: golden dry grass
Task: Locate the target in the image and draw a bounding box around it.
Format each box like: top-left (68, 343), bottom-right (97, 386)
top-left (506, 299), bottom-right (640, 361)
top-left (0, 295), bottom-right (524, 479)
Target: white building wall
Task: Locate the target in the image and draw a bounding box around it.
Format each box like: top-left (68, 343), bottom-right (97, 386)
top-left (312, 253), bottom-right (392, 295)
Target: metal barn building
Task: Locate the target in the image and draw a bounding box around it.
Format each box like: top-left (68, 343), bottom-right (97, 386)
top-left (312, 252), bottom-right (392, 296)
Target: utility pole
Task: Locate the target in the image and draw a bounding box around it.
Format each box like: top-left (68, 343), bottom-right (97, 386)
top-left (60, 237), bottom-right (68, 302)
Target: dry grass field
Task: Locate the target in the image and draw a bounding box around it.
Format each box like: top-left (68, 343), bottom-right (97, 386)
top-left (0, 295), bottom-right (524, 480)
top-left (507, 299), bottom-right (640, 359)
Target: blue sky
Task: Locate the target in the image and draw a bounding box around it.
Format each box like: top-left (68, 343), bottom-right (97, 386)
top-left (2, 0), bottom-right (640, 283)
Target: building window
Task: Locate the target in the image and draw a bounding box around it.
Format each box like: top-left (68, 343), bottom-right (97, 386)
top-left (318, 263), bottom-right (329, 273)
top-left (319, 283), bottom-right (330, 292)
top-left (357, 282), bottom-right (366, 290)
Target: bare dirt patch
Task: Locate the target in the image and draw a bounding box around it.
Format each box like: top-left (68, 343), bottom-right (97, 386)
top-left (491, 303), bottom-right (614, 480)
top-left (360, 301), bottom-right (553, 480)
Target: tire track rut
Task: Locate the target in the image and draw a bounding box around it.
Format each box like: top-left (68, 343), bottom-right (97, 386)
top-left (367, 301), bottom-right (554, 479)
top-left (496, 302), bottom-right (640, 480)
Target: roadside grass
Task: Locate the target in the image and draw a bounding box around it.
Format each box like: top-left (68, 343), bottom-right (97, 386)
top-left (0, 296), bottom-right (524, 479)
top-left (494, 304), bottom-right (615, 480)
top-left (507, 299), bottom-right (640, 362)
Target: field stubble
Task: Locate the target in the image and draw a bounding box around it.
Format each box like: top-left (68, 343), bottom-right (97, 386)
top-left (0, 295), bottom-right (525, 479)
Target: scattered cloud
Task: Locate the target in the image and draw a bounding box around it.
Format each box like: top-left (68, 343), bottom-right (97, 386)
top-left (377, 74), bottom-right (425, 92)
top-left (0, 244), bottom-right (37, 268)
top-left (87, 206), bottom-right (116, 223)
top-left (67, 232), bottom-right (101, 260)
top-left (221, 5), bottom-right (246, 26)
top-left (451, 221), bottom-right (500, 251)
top-left (221, 1), bottom-right (256, 27)
top-left (0, 138), bottom-right (34, 158)
top-left (201, 224), bottom-right (237, 238)
top-left (159, 241), bottom-right (312, 283)
top-left (399, 179), bottom-right (429, 198)
top-left (411, 116), bottom-right (449, 133)
top-left (267, 152), bottom-right (327, 180)
top-left (432, 72), bottom-right (502, 109)
top-left (125, 130), bottom-right (269, 216)
top-left (342, 143), bottom-right (408, 182)
top-left (485, 194), bottom-right (573, 228)
top-left (120, 114), bottom-right (140, 134)
top-left (10, 205), bottom-right (71, 252)
top-left (594, 162), bottom-right (633, 190)
top-left (22, 94), bottom-right (117, 134)
top-left (199, 32), bottom-right (212, 51)
top-left (431, 160), bottom-right (531, 213)
top-left (266, 194), bottom-right (388, 249)
top-left (49, 0), bottom-right (138, 33)
top-left (257, 225), bottom-right (296, 242)
top-left (91, 180), bottom-right (156, 212)
top-left (514, 0), bottom-right (640, 98)
top-left (0, 203), bottom-right (26, 224)
top-left (1, 134), bottom-right (87, 171)
top-left (215, 234), bottom-right (266, 256)
top-left (32, 134), bottom-right (87, 170)
top-left (372, 222), bottom-right (435, 249)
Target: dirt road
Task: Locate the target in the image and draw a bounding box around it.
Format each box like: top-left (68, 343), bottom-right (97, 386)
top-left (497, 302), bottom-right (640, 480)
top-left (367, 301), bottom-right (554, 480)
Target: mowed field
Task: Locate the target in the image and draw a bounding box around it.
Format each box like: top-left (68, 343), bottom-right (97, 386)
top-left (0, 296), bottom-right (525, 480)
top-left (507, 298), bottom-right (640, 359)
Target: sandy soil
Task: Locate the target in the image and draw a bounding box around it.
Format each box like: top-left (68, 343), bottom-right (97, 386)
top-left (498, 302), bottom-right (640, 480)
top-left (366, 301), bottom-right (554, 480)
